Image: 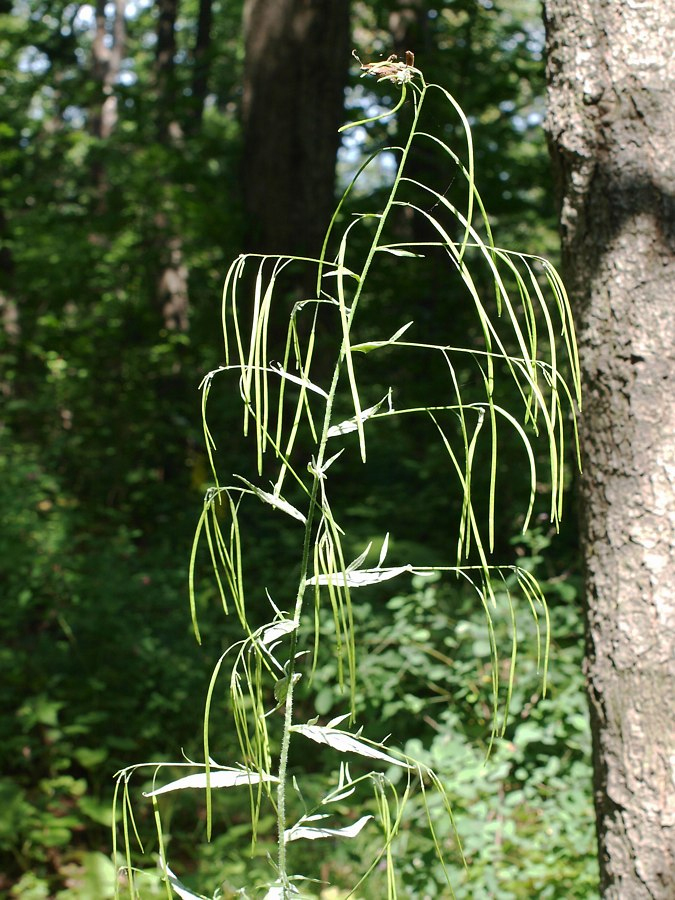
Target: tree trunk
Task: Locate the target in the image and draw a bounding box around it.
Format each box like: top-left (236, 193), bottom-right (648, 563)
top-left (155, 0), bottom-right (179, 142)
top-left (92, 0), bottom-right (126, 140)
top-left (543, 2), bottom-right (675, 897)
top-left (153, 0), bottom-right (189, 332)
top-left (387, 0), bottom-right (425, 59)
top-left (90, 0), bottom-right (126, 212)
top-left (187, 0), bottom-right (213, 132)
top-left (241, 0), bottom-right (350, 258)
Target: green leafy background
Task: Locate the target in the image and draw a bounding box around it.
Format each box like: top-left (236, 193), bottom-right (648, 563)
top-left (0, 0), bottom-right (597, 896)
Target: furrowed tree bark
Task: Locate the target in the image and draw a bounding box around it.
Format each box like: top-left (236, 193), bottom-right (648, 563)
top-left (543, 2), bottom-right (675, 897)
top-left (241, 0), bottom-right (350, 258)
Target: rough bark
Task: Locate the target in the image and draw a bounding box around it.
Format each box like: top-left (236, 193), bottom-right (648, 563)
top-left (543, 2), bottom-right (675, 897)
top-left (241, 0), bottom-right (350, 257)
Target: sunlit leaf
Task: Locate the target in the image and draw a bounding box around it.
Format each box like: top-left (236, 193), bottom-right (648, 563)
top-left (143, 767), bottom-right (277, 797)
top-left (285, 814), bottom-right (372, 843)
top-left (235, 477), bottom-right (307, 523)
top-left (292, 724), bottom-right (411, 768)
top-left (375, 247), bottom-right (424, 257)
top-left (352, 321), bottom-right (414, 353)
top-left (306, 564), bottom-right (433, 588)
top-left (161, 863), bottom-right (210, 900)
top-left (326, 390), bottom-right (393, 437)
top-left (268, 361), bottom-right (329, 398)
top-left (261, 619), bottom-right (299, 646)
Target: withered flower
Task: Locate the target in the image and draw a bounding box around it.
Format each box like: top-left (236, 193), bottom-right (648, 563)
top-left (353, 50), bottom-right (418, 85)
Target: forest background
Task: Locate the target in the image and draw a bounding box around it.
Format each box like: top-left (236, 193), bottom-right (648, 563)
top-left (0, 1), bottom-right (599, 897)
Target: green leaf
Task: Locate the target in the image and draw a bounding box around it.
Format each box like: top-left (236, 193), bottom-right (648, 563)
top-left (143, 767), bottom-right (278, 797)
top-left (327, 389), bottom-right (393, 437)
top-left (161, 861), bottom-right (210, 900)
top-left (261, 618), bottom-right (299, 646)
top-left (235, 477), bottom-right (307, 523)
top-left (352, 321), bottom-right (414, 353)
top-left (306, 564), bottom-right (433, 588)
top-left (375, 247), bottom-right (424, 257)
top-left (291, 723), bottom-right (411, 768)
top-left (284, 813), bottom-right (372, 843)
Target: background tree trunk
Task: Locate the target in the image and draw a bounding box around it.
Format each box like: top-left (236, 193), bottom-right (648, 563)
top-left (543, 2), bottom-right (675, 897)
top-left (90, 0), bottom-right (126, 212)
top-left (155, 0), bottom-right (179, 142)
top-left (188, 0), bottom-right (213, 132)
top-left (241, 0), bottom-right (350, 257)
top-left (154, 0), bottom-right (189, 331)
top-left (92, 0), bottom-right (126, 140)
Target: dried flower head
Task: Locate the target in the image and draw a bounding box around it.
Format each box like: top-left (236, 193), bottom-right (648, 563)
top-left (353, 49), bottom-right (418, 85)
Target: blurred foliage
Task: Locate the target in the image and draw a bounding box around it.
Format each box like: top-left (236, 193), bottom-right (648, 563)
top-left (0, 0), bottom-right (597, 896)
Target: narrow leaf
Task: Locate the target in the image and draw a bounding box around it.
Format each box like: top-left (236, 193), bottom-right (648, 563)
top-left (162, 862), bottom-right (209, 900)
top-left (326, 713), bottom-right (351, 729)
top-left (375, 247), bottom-right (424, 257)
top-left (352, 321), bottom-right (414, 354)
top-left (268, 362), bottom-right (329, 398)
top-left (327, 391), bottom-right (392, 437)
top-left (306, 564), bottom-right (433, 588)
top-left (285, 815), bottom-right (372, 843)
top-left (143, 767), bottom-right (277, 797)
top-left (322, 265), bottom-right (360, 281)
top-left (292, 724), bottom-right (411, 768)
top-left (377, 533), bottom-right (390, 568)
top-left (235, 477), bottom-right (307, 523)
top-left (261, 619), bottom-right (299, 646)
top-left (345, 541), bottom-right (373, 573)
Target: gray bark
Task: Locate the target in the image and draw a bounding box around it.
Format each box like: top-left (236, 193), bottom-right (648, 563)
top-left (241, 0), bottom-right (350, 258)
top-left (543, 2), bottom-right (675, 897)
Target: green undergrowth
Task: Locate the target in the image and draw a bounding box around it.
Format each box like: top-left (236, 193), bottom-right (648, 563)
top-left (110, 54), bottom-right (590, 899)
top-left (0, 49), bottom-right (598, 900)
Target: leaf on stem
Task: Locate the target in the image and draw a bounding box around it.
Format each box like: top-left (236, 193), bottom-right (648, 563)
top-left (235, 476), bottom-right (307, 523)
top-left (375, 247), bottom-right (424, 257)
top-left (306, 564), bottom-right (432, 588)
top-left (161, 860), bottom-right (210, 900)
top-left (284, 813), bottom-right (372, 843)
top-left (352, 322), bottom-right (413, 354)
top-left (291, 723), bottom-right (411, 768)
top-left (322, 265), bottom-right (360, 282)
top-left (268, 361), bottom-right (329, 398)
top-left (261, 618), bottom-right (299, 646)
top-left (327, 389), bottom-right (393, 437)
top-left (143, 767), bottom-right (278, 797)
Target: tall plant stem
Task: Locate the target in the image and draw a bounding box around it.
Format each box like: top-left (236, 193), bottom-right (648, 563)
top-left (274, 80), bottom-right (427, 893)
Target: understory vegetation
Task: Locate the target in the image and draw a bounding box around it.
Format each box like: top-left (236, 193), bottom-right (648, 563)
top-left (111, 55), bottom-right (590, 898)
top-left (1, 2), bottom-right (598, 897)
